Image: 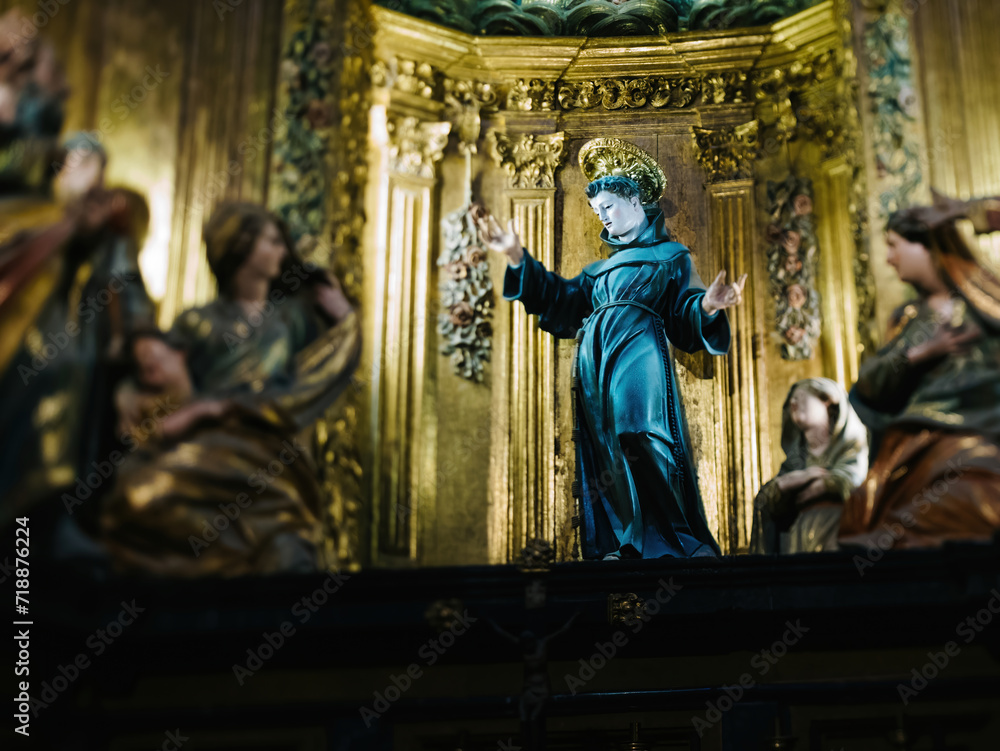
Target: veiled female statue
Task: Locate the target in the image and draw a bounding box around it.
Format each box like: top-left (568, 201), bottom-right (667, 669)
top-left (750, 378), bottom-right (868, 554)
top-left (101, 203), bottom-right (360, 576)
top-left (839, 204), bottom-right (1000, 548)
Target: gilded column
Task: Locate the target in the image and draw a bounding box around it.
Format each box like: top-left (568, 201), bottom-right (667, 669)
top-left (814, 156), bottom-right (860, 388)
top-left (693, 121), bottom-right (766, 553)
top-left (486, 130), bottom-right (566, 563)
top-left (369, 112), bottom-right (451, 565)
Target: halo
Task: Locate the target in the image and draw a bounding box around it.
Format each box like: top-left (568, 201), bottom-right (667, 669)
top-left (578, 138), bottom-right (667, 206)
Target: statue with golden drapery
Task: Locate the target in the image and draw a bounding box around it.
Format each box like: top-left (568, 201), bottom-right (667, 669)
top-left (0, 13), bottom-right (154, 559)
top-left (101, 203), bottom-right (361, 576)
top-left (840, 204), bottom-right (1000, 549)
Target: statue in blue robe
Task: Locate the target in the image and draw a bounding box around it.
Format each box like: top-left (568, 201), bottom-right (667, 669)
top-left (479, 172), bottom-right (746, 559)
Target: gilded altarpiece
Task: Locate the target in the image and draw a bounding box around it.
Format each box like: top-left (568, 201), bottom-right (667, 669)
top-left (357, 0), bottom-right (871, 563)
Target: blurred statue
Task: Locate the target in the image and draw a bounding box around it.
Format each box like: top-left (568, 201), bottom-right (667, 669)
top-left (0, 16), bottom-right (153, 558)
top-left (101, 202), bottom-right (360, 576)
top-left (477, 139), bottom-right (746, 560)
top-left (750, 378), bottom-right (868, 554)
top-left (840, 205), bottom-right (1000, 549)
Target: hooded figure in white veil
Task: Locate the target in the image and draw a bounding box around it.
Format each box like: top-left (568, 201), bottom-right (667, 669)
top-left (750, 378), bottom-right (868, 554)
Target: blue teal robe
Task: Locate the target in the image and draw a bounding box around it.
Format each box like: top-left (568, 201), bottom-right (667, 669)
top-left (504, 211), bottom-right (729, 559)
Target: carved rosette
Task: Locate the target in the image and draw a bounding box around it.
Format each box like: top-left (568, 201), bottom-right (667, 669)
top-left (437, 207), bottom-right (494, 382)
top-left (387, 116), bottom-right (451, 179)
top-left (486, 130), bottom-right (566, 190)
top-left (692, 121), bottom-right (759, 184)
top-left (765, 176), bottom-right (822, 361)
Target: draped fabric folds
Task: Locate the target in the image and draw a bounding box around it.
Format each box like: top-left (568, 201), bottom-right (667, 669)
top-left (101, 302), bottom-right (361, 576)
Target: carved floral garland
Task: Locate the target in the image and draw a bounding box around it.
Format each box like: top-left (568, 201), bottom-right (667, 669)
top-left (437, 207), bottom-right (494, 382)
top-left (766, 176), bottom-right (821, 360)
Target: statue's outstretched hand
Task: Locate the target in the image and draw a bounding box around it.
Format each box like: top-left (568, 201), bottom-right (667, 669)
top-left (702, 269), bottom-right (747, 316)
top-left (472, 204), bottom-right (524, 266)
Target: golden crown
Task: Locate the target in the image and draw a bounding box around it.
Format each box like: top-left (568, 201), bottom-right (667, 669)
top-left (578, 138), bottom-right (667, 207)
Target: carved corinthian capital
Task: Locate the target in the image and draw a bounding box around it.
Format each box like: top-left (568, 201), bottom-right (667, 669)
top-left (486, 130), bottom-right (566, 189)
top-left (387, 116), bottom-right (451, 179)
top-left (692, 121), bottom-right (759, 183)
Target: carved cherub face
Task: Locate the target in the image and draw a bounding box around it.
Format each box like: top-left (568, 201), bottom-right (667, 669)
top-left (588, 189), bottom-right (645, 242)
top-left (788, 387), bottom-right (830, 433)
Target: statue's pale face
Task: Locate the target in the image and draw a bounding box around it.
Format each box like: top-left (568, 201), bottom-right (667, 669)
top-left (588, 189), bottom-right (646, 241)
top-left (133, 337), bottom-right (190, 393)
top-left (244, 221), bottom-right (288, 280)
top-left (788, 388), bottom-right (830, 433)
top-left (886, 229), bottom-right (939, 289)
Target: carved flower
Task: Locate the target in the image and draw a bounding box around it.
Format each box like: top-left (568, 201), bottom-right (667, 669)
top-left (310, 42), bottom-right (332, 66)
top-left (782, 229), bottom-right (802, 255)
top-left (306, 99), bottom-right (331, 129)
top-left (445, 261), bottom-right (469, 281)
top-left (786, 283), bottom-right (807, 310)
top-left (784, 326), bottom-right (806, 345)
top-left (793, 194), bottom-right (813, 216)
top-left (449, 301), bottom-right (475, 326)
top-left (897, 84), bottom-right (918, 117)
top-left (280, 60), bottom-right (301, 87)
top-left (464, 247), bottom-right (487, 266)
top-left (782, 254), bottom-right (803, 276)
